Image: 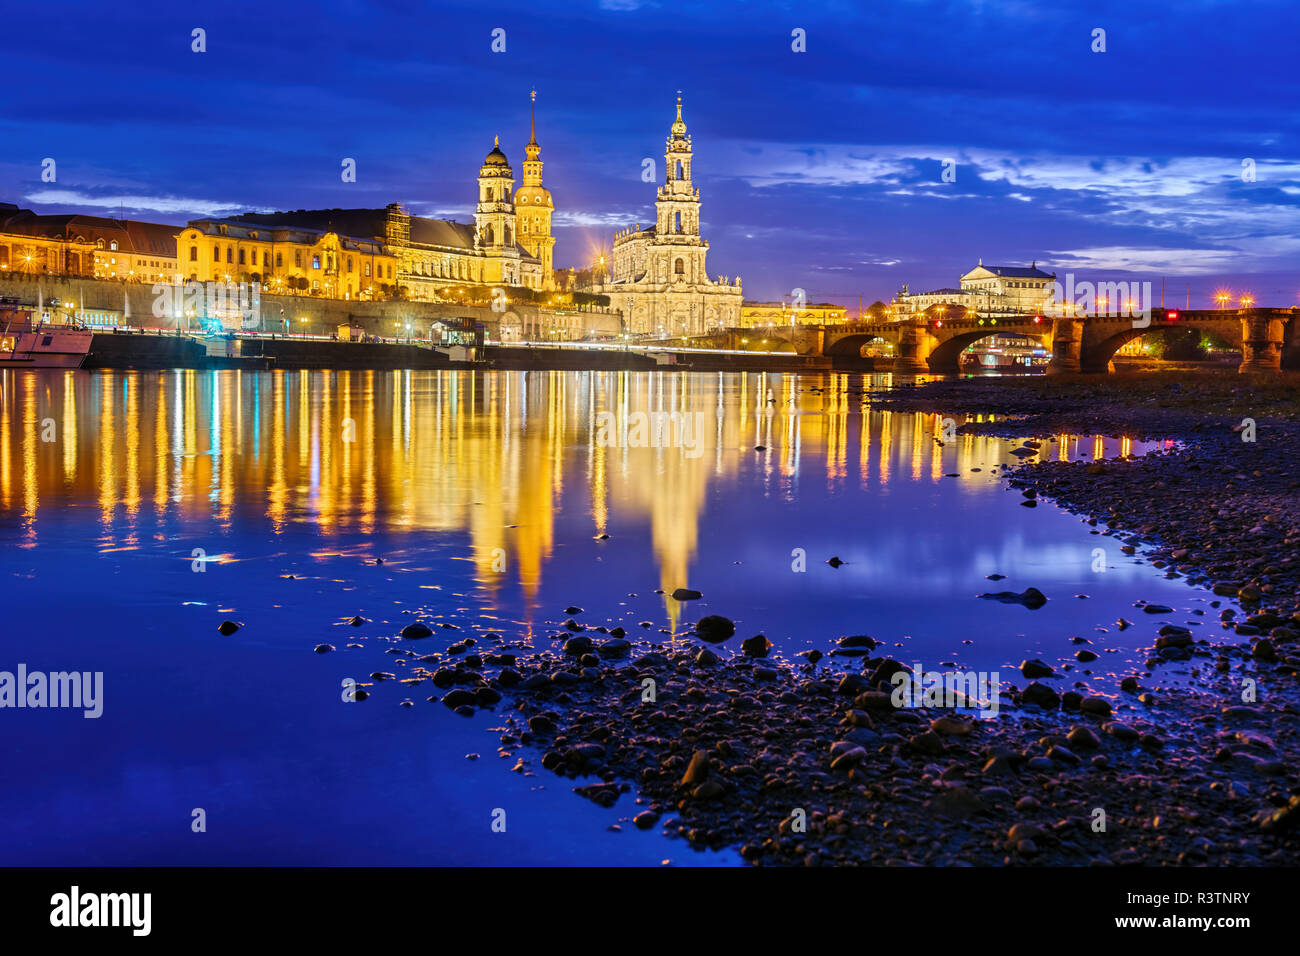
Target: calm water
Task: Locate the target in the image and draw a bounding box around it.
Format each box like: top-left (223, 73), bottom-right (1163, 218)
top-left (0, 369), bottom-right (1205, 865)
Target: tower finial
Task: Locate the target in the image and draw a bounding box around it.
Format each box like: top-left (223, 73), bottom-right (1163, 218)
top-left (494, 135), bottom-right (499, 147)
top-left (676, 90), bottom-right (682, 120)
top-left (529, 89), bottom-right (537, 145)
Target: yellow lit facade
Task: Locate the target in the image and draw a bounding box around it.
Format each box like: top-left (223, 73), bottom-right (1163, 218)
top-left (740, 302), bottom-right (846, 327)
top-left (176, 220), bottom-right (396, 300)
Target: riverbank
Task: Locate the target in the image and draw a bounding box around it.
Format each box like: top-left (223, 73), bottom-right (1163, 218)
top-left (349, 370), bottom-right (1300, 865)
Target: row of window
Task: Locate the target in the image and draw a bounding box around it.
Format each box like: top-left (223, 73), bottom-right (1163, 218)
top-left (187, 245), bottom-right (392, 279)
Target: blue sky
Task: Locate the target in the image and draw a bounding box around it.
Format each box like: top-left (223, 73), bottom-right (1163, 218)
top-left (3, 0), bottom-right (1299, 307)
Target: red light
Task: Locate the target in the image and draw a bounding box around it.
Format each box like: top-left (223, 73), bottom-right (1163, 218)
top-left (934, 320), bottom-right (942, 328)
top-left (1033, 315), bottom-right (1042, 324)
top-left (1167, 310), bottom-right (1178, 321)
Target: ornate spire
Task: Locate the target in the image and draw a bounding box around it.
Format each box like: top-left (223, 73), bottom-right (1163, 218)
top-left (671, 90), bottom-right (687, 139)
top-left (529, 89), bottom-right (537, 146)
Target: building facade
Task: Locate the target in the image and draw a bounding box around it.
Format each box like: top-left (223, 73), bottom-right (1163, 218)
top-left (896, 262), bottom-right (1057, 315)
top-left (740, 301), bottom-right (846, 327)
top-left (598, 96), bottom-right (742, 337)
top-left (0, 203), bottom-right (178, 281)
top-left (177, 217), bottom-right (396, 299)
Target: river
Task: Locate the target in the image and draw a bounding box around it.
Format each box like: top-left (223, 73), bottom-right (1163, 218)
top-left (0, 368), bottom-right (1205, 865)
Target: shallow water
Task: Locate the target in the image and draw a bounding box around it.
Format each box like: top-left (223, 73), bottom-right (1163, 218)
top-left (0, 368), bottom-right (1206, 865)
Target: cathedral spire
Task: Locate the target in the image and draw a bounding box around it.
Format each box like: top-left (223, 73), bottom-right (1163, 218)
top-left (671, 91), bottom-right (687, 140)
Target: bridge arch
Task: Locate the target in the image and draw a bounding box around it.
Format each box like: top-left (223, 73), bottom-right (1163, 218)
top-left (926, 328), bottom-right (1049, 373)
top-left (823, 333), bottom-right (895, 358)
top-left (1081, 318), bottom-right (1246, 373)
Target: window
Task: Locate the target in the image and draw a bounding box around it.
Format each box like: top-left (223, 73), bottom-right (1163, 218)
top-left (364, 262), bottom-right (371, 277)
top-left (189, 246), bottom-right (198, 262)
top-left (226, 247), bottom-right (233, 263)
top-left (387, 265), bottom-right (392, 279)
top-left (263, 252), bottom-right (269, 267)
top-left (347, 256), bottom-right (353, 273)
top-left (214, 246), bottom-right (220, 262)
top-left (674, 258), bottom-right (685, 275)
top-left (674, 211), bottom-right (682, 233)
top-left (238, 249), bottom-right (246, 265)
top-left (487, 187), bottom-right (494, 201)
top-left (276, 253), bottom-right (283, 268)
top-left (505, 226), bottom-right (512, 245)
top-left (485, 225), bottom-right (494, 245)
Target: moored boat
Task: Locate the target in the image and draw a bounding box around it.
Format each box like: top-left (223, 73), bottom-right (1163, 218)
top-left (0, 302), bottom-right (93, 369)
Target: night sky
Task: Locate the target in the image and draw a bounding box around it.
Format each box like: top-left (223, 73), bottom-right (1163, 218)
top-left (4, 0), bottom-right (1298, 308)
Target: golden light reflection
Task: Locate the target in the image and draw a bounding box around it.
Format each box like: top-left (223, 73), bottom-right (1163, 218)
top-left (0, 369), bottom-right (1139, 624)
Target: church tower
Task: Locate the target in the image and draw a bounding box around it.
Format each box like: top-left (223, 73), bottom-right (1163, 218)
top-left (476, 136), bottom-right (520, 285)
top-left (655, 93), bottom-right (708, 285)
top-left (514, 90), bottom-right (555, 289)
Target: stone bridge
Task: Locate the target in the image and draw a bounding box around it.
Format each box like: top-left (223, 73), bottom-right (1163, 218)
top-left (685, 308), bottom-right (1300, 373)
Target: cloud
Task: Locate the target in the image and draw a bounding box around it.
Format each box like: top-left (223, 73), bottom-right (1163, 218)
top-left (23, 189), bottom-right (259, 219)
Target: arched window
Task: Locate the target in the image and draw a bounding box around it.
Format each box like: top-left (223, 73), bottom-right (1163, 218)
top-left (674, 211), bottom-right (682, 233)
top-left (487, 187), bottom-right (495, 201)
top-left (485, 225), bottom-right (495, 245)
top-left (189, 246), bottom-right (198, 262)
top-left (674, 160), bottom-right (682, 180)
top-left (505, 226), bottom-right (512, 245)
top-left (674, 258), bottom-right (685, 275)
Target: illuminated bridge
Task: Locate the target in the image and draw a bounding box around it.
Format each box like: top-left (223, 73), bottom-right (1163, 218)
top-left (679, 308), bottom-right (1300, 374)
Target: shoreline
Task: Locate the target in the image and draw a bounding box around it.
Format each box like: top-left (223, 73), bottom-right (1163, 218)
top-left (349, 371), bottom-right (1300, 866)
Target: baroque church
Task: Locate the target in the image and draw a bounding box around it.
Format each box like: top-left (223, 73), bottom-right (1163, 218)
top-left (598, 95), bottom-right (742, 336)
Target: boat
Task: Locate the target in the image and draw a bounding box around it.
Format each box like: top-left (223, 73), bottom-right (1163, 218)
top-left (0, 301), bottom-right (94, 369)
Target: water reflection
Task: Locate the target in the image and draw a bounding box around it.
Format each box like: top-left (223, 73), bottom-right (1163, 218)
top-left (0, 369), bottom-right (1164, 622)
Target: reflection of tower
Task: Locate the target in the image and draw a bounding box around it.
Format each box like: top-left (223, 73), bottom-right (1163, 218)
top-left (475, 137), bottom-right (519, 286)
top-left (514, 90), bottom-right (555, 290)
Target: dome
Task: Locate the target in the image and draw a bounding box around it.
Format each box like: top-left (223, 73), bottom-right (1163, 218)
top-left (483, 136), bottom-right (509, 166)
top-left (514, 185), bottom-right (551, 207)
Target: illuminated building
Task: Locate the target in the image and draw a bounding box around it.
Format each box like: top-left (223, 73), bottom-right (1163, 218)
top-left (0, 203), bottom-right (177, 281)
top-left (598, 95), bottom-right (742, 337)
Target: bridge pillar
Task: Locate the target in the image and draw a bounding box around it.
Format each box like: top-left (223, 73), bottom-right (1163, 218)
top-left (1046, 317), bottom-right (1082, 374)
top-left (1239, 311), bottom-right (1285, 373)
top-left (894, 323), bottom-right (931, 374)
